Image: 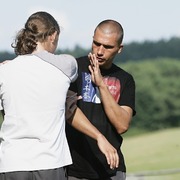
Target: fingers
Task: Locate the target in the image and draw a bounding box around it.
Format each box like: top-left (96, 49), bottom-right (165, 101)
top-left (106, 148), bottom-right (119, 170)
top-left (88, 65), bottom-right (95, 83)
top-left (97, 134), bottom-right (119, 170)
top-left (88, 52), bottom-right (98, 70)
top-left (88, 53), bottom-right (103, 87)
top-left (77, 95), bottom-right (82, 100)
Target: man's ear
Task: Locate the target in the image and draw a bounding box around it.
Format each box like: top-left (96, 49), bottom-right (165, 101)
top-left (49, 31), bottom-right (57, 43)
top-left (118, 45), bottom-right (123, 54)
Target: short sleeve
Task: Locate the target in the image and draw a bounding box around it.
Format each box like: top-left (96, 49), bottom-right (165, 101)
top-left (120, 74), bottom-right (136, 116)
top-left (35, 51), bottom-right (78, 82)
top-left (66, 55), bottom-right (78, 82)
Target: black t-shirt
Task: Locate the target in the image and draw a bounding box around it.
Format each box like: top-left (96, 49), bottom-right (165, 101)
top-left (66, 56), bottom-right (136, 179)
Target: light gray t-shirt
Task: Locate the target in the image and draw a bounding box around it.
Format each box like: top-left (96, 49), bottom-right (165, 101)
top-left (35, 51), bottom-right (78, 82)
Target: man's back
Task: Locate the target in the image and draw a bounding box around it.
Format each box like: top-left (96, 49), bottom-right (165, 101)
top-left (0, 54), bottom-right (72, 172)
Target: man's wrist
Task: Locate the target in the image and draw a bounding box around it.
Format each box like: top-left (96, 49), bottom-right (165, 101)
top-left (98, 80), bottom-right (107, 89)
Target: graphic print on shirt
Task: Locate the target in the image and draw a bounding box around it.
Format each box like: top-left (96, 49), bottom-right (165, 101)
top-left (82, 72), bottom-right (121, 103)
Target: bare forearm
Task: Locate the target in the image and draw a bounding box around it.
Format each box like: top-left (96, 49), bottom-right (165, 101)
top-left (98, 83), bottom-right (132, 134)
top-left (88, 53), bottom-right (132, 134)
top-left (66, 107), bottom-right (119, 169)
top-left (67, 107), bottom-right (102, 140)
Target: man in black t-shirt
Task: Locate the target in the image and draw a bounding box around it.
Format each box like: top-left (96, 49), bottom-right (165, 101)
top-left (66, 20), bottom-right (136, 180)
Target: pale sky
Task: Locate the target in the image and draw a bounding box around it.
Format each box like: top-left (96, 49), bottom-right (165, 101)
top-left (1, 0), bottom-right (180, 52)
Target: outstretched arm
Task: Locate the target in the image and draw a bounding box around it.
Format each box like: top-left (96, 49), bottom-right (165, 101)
top-left (65, 90), bottom-right (119, 169)
top-left (67, 107), bottom-right (119, 169)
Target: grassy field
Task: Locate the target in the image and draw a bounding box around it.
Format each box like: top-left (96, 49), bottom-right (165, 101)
top-left (122, 128), bottom-right (180, 180)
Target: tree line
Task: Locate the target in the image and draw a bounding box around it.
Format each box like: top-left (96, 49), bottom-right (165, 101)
top-left (121, 58), bottom-right (180, 131)
top-left (1, 36), bottom-right (180, 63)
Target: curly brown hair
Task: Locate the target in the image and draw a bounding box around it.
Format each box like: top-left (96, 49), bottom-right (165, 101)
top-left (12, 11), bottom-right (60, 55)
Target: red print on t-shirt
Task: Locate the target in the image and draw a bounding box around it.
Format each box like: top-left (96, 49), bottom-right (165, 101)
top-left (103, 76), bottom-right (121, 103)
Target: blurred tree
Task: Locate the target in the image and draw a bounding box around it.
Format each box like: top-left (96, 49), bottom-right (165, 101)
top-left (121, 58), bottom-right (180, 130)
top-left (1, 36), bottom-right (180, 63)
top-left (0, 51), bottom-right (16, 63)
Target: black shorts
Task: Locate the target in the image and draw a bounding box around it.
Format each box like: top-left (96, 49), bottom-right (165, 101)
top-left (0, 167), bottom-right (66, 180)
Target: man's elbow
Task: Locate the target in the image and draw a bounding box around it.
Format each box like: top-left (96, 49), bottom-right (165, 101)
top-left (117, 124), bottom-right (130, 134)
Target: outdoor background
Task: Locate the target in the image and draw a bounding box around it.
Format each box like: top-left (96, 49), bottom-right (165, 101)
top-left (1, 1), bottom-right (180, 179)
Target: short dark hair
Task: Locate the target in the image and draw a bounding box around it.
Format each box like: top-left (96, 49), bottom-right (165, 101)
top-left (94, 19), bottom-right (124, 45)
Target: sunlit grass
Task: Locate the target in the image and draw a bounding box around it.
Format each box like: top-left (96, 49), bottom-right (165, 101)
top-left (122, 128), bottom-right (180, 179)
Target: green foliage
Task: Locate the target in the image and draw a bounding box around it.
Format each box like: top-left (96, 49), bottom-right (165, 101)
top-left (121, 58), bottom-right (180, 130)
top-left (118, 37), bottom-right (180, 63)
top-left (55, 44), bottom-right (90, 59)
top-left (0, 51), bottom-right (16, 63)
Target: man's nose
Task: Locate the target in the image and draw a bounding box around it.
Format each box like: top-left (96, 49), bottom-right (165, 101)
top-left (97, 45), bottom-right (104, 55)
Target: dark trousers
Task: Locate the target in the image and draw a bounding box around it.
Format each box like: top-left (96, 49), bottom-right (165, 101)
top-left (0, 167), bottom-right (66, 180)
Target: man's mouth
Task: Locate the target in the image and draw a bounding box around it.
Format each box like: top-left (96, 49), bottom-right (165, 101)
top-left (96, 57), bottom-right (104, 62)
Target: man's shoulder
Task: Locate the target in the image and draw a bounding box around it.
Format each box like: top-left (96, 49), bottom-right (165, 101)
top-left (36, 51), bottom-right (75, 62)
top-left (112, 64), bottom-right (134, 81)
top-left (76, 55), bottom-right (88, 61)
top-left (76, 56), bottom-right (90, 66)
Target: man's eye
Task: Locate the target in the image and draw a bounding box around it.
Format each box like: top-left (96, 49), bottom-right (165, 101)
top-left (93, 41), bottom-right (101, 46)
top-left (104, 45), bottom-right (113, 49)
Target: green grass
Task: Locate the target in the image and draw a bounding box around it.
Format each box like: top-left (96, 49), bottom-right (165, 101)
top-left (122, 128), bottom-right (180, 180)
